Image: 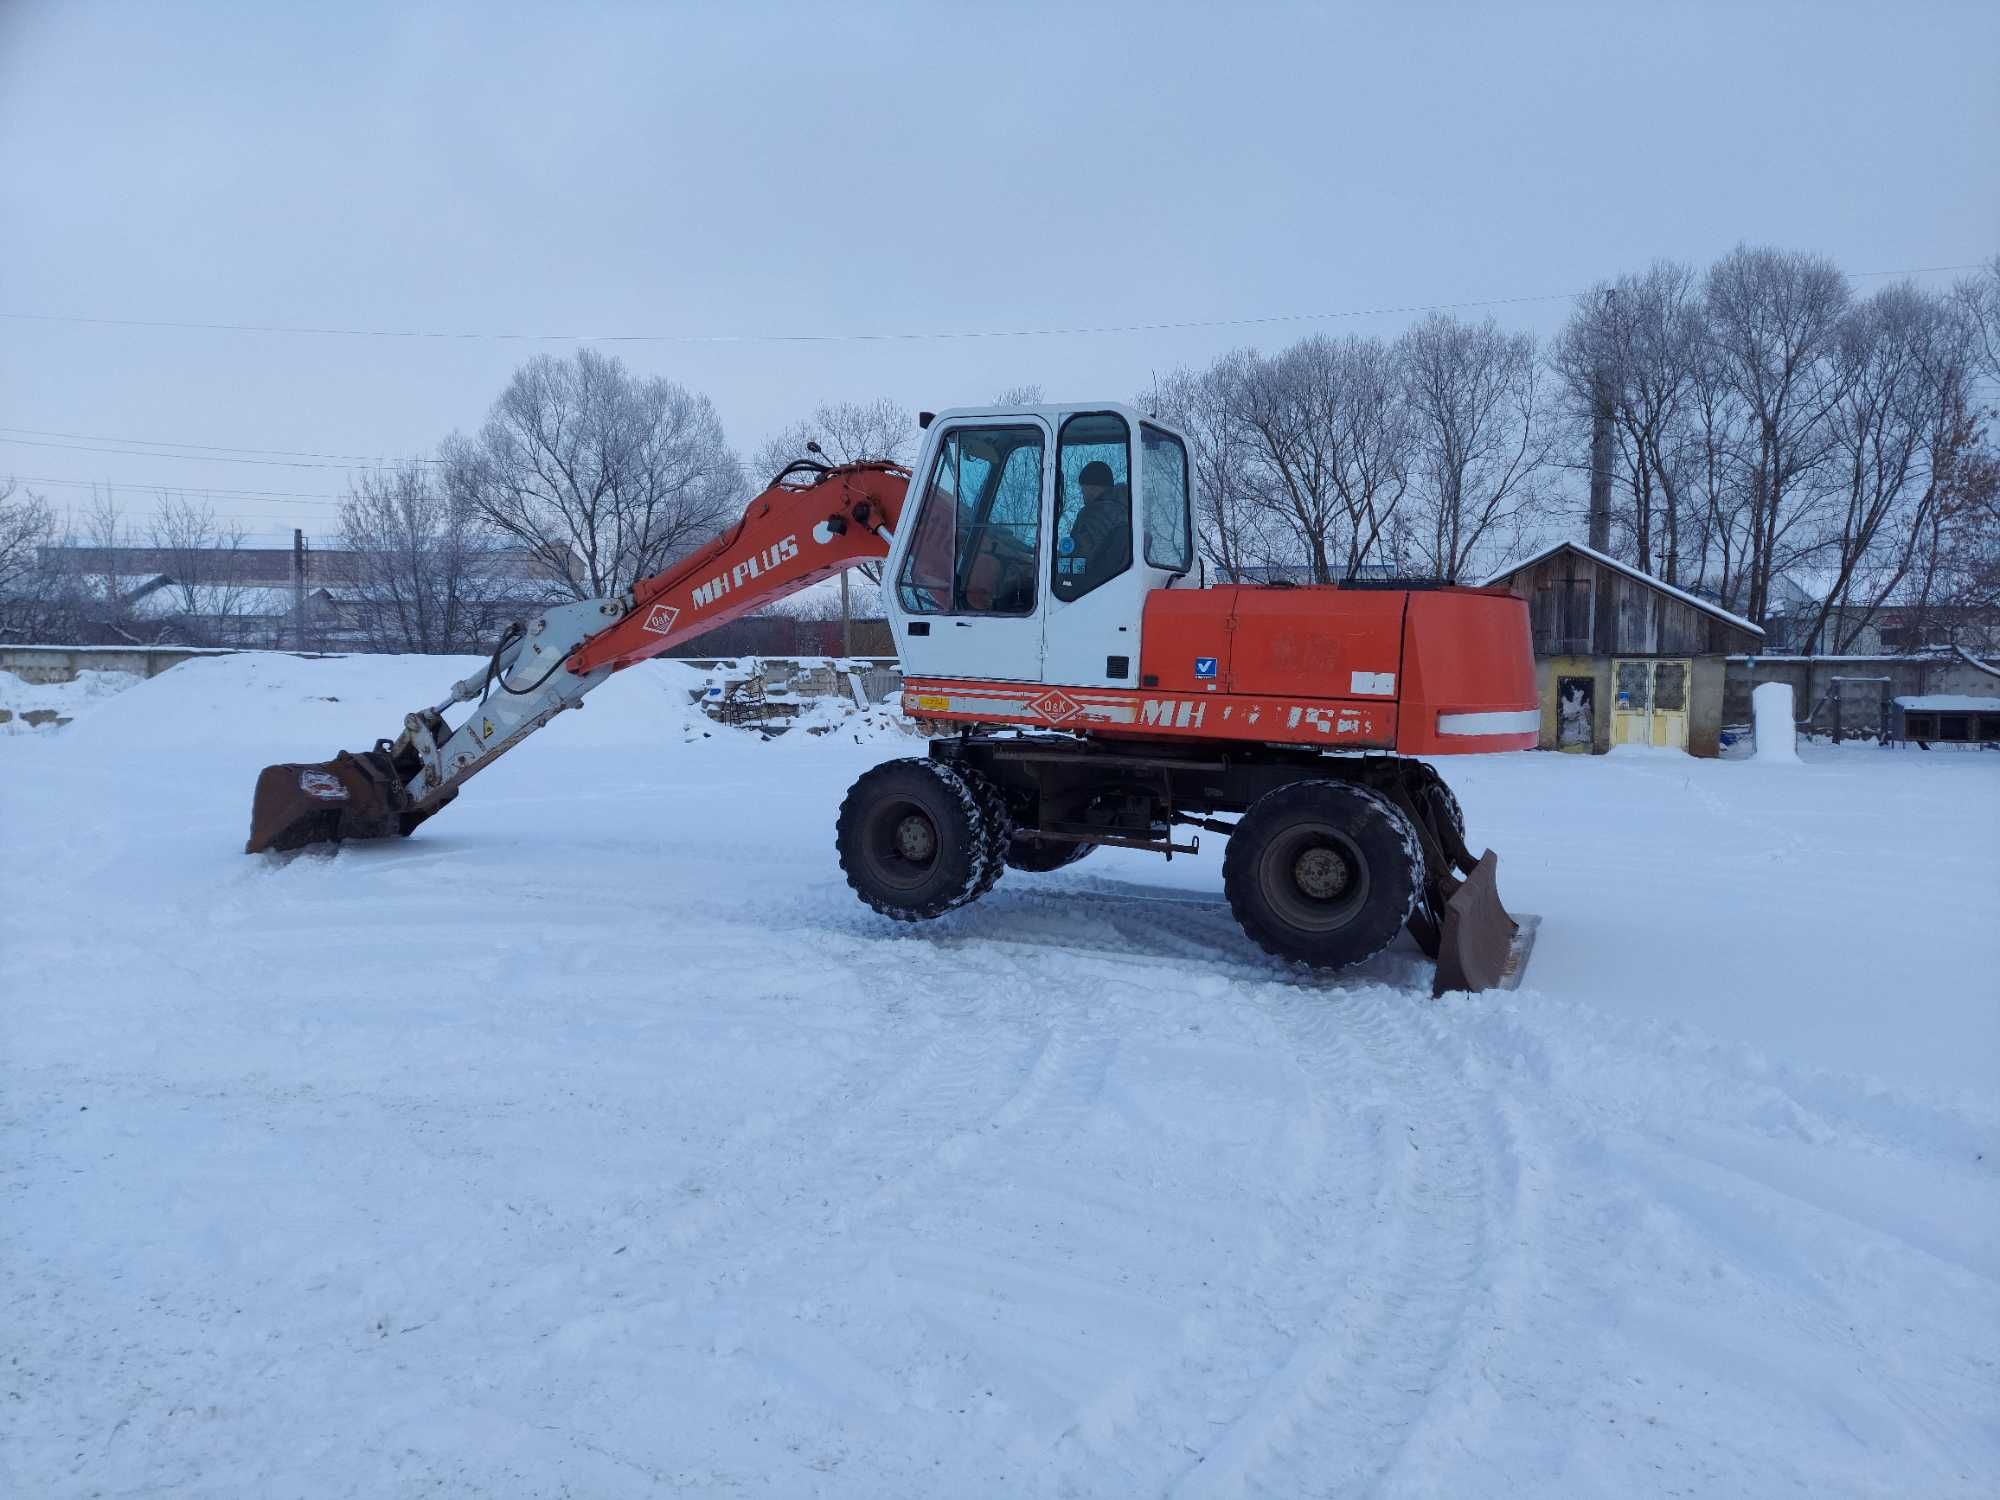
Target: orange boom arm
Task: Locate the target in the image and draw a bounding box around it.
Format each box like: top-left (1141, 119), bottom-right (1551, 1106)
top-left (567, 461), bottom-right (911, 677)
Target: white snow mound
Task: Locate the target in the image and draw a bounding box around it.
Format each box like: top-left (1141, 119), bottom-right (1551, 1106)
top-left (1754, 680), bottom-right (1801, 763)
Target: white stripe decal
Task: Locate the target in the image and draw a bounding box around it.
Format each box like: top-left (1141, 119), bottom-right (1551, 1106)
top-left (1437, 709), bottom-right (1540, 736)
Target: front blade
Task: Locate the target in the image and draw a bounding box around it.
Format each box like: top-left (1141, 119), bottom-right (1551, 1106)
top-left (1431, 850), bottom-right (1536, 996)
top-left (245, 749), bottom-right (404, 854)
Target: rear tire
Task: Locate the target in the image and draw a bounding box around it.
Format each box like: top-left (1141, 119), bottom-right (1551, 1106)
top-left (1003, 835), bottom-right (1096, 873)
top-left (1406, 761), bottom-right (1467, 847)
top-left (837, 758), bottom-right (995, 921)
top-left (1223, 779), bottom-right (1422, 969)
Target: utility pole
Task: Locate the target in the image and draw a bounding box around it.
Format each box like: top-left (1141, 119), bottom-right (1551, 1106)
top-left (292, 527), bottom-right (307, 652)
top-left (1587, 289), bottom-right (1616, 554)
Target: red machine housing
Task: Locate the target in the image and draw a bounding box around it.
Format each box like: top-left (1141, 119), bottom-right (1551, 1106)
top-left (905, 584), bottom-right (1536, 755)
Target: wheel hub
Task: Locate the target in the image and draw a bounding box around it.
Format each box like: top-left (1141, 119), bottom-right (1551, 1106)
top-left (894, 811), bottom-right (938, 862)
top-left (1293, 844), bottom-right (1351, 900)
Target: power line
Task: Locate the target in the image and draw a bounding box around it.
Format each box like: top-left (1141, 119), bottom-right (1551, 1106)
top-left (0, 425), bottom-right (440, 465)
top-left (0, 435), bottom-right (427, 471)
top-left (1, 262), bottom-right (1981, 346)
top-left (10, 473), bottom-right (348, 507)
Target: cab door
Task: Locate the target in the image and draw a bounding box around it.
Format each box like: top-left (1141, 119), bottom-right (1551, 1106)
top-left (888, 419), bottom-right (1048, 682)
top-left (1039, 411), bottom-right (1193, 689)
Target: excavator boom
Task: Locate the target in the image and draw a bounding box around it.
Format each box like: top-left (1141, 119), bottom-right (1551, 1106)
top-left (245, 460), bottom-right (908, 855)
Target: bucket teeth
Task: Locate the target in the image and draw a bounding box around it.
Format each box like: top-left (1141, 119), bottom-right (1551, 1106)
top-left (245, 749), bottom-right (404, 854)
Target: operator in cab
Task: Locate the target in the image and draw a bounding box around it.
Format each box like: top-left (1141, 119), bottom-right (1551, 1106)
top-left (1064, 460), bottom-right (1131, 593)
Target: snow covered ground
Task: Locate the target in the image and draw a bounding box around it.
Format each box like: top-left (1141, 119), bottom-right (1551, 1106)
top-left (3, 655), bottom-right (1996, 1498)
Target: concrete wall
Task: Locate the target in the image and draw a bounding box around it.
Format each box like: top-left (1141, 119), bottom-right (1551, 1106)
top-left (1724, 654), bottom-right (2000, 739)
top-left (0, 643), bottom-right (242, 684)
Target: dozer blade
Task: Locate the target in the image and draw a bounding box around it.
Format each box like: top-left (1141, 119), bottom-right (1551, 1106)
top-left (1431, 850), bottom-right (1537, 997)
top-left (246, 748), bottom-right (424, 854)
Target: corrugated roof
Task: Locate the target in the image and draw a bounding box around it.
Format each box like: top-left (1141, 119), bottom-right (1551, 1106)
top-left (1481, 540), bottom-right (1765, 638)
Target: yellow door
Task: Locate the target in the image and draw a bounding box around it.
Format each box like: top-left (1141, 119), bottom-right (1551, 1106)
top-left (1612, 659), bottom-right (1692, 749)
top-left (1611, 659), bottom-right (1651, 746)
top-left (1649, 660), bottom-right (1690, 749)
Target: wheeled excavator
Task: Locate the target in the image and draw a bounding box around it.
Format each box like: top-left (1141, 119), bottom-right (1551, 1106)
top-left (247, 402), bottom-right (1540, 993)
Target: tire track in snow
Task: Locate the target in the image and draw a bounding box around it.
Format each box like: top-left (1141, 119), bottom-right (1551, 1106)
top-left (1159, 985), bottom-right (1512, 1500)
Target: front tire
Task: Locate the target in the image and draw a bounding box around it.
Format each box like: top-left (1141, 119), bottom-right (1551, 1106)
top-left (837, 758), bottom-right (996, 921)
top-left (1223, 780), bottom-right (1422, 969)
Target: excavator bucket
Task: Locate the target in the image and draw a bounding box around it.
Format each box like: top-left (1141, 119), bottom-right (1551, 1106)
top-left (1430, 850), bottom-right (1536, 997)
top-left (246, 747), bottom-right (437, 854)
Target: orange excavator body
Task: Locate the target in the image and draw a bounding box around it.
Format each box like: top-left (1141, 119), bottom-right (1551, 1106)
top-left (903, 585), bottom-right (1536, 755)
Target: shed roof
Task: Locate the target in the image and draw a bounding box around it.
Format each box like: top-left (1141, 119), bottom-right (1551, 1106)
top-left (1482, 540), bottom-right (1765, 638)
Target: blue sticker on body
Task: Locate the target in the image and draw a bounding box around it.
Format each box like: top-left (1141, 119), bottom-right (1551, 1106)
top-left (1058, 534), bottom-right (1076, 554)
top-left (1195, 656), bottom-right (1217, 679)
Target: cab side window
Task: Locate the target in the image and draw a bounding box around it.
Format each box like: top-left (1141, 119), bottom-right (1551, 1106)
top-left (896, 425), bottom-right (1043, 615)
top-left (1052, 412), bottom-right (1132, 602)
top-left (1141, 423), bottom-right (1192, 572)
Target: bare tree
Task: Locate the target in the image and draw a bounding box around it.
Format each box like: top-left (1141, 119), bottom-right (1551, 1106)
top-left (1231, 334), bottom-right (1410, 581)
top-left (992, 384), bottom-right (1045, 406)
top-left (445, 348), bottom-right (745, 600)
top-left (1400, 314), bottom-right (1553, 581)
top-left (1799, 283), bottom-right (1956, 652)
top-left (752, 398), bottom-right (914, 485)
top-left (340, 463), bottom-right (513, 653)
top-left (0, 479), bottom-right (52, 602)
top-left (66, 488), bottom-right (149, 642)
top-left (0, 479), bottom-right (61, 641)
top-left (1955, 254), bottom-right (2000, 392)
top-left (1553, 264), bottom-right (1708, 579)
top-left (1145, 353), bottom-right (1276, 579)
top-left (145, 497), bottom-right (251, 644)
top-left (1703, 245), bottom-right (1852, 624)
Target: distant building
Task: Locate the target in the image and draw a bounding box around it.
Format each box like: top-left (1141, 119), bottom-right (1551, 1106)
top-left (33, 542), bottom-right (572, 649)
top-left (1760, 572), bottom-right (2000, 656)
top-left (1481, 540), bottom-right (1765, 757)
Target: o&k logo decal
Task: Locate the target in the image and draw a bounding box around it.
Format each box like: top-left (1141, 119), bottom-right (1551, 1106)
top-left (642, 604), bottom-right (680, 635)
top-left (1027, 689), bottom-right (1085, 723)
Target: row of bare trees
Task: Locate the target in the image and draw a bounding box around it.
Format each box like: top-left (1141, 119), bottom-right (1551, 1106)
top-left (0, 485), bottom-right (273, 645)
top-left (1147, 251), bottom-right (2000, 652)
top-left (1147, 315), bottom-right (1555, 586)
top-left (338, 348), bottom-right (748, 650)
top-left (1548, 249), bottom-right (1998, 649)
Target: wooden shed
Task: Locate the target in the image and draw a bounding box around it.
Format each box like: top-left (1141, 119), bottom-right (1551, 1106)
top-left (1481, 541), bottom-right (1765, 756)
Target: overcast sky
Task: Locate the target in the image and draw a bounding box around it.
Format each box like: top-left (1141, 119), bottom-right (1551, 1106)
top-left (2, 0), bottom-right (1994, 543)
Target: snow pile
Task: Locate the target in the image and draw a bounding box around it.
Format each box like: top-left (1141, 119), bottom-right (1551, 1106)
top-left (0, 666), bottom-right (142, 734)
top-left (1753, 680), bottom-right (1800, 762)
top-left (773, 689), bottom-right (921, 747)
top-left (50, 652), bottom-right (730, 758)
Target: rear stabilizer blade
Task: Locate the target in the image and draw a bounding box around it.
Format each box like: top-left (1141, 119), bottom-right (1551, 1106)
top-left (1431, 850), bottom-right (1537, 996)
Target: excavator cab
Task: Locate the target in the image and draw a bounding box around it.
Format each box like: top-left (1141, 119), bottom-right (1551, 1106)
top-left (887, 402), bottom-right (1192, 691)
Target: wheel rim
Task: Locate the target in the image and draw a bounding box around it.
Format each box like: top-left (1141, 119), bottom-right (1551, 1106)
top-left (1258, 820), bottom-right (1370, 932)
top-left (866, 797), bottom-right (940, 890)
